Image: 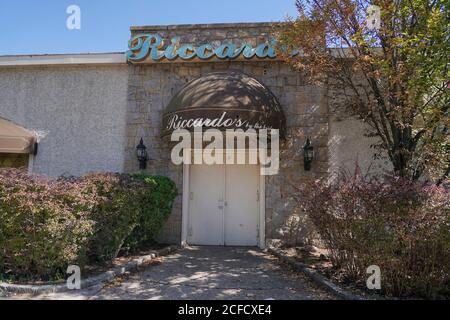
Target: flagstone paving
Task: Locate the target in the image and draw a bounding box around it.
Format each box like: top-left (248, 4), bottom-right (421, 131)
top-left (5, 246), bottom-right (336, 300)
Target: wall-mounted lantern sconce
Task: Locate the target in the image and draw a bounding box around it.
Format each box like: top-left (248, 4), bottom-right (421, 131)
top-left (136, 137), bottom-right (148, 170)
top-left (303, 138), bottom-right (314, 171)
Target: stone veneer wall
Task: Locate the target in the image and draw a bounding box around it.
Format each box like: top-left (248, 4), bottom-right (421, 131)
top-left (125, 23), bottom-right (329, 244)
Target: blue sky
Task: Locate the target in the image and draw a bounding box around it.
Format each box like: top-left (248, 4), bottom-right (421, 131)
top-left (0, 0), bottom-right (298, 55)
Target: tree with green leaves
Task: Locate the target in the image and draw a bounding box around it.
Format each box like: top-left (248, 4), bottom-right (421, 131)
top-left (276, 0), bottom-right (449, 182)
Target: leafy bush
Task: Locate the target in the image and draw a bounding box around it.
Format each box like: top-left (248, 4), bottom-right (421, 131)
top-left (123, 174), bottom-right (178, 252)
top-left (293, 171), bottom-right (449, 298)
top-left (81, 173), bottom-right (145, 263)
top-left (0, 169), bottom-right (177, 281)
top-left (0, 169), bottom-right (94, 280)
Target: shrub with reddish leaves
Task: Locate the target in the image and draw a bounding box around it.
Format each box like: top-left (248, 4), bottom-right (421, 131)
top-left (0, 169), bottom-right (176, 281)
top-left (0, 169), bottom-right (95, 280)
top-left (293, 171), bottom-right (449, 298)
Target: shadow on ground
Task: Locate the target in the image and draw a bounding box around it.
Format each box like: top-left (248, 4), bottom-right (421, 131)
top-left (91, 246), bottom-right (333, 300)
top-left (6, 246), bottom-right (335, 300)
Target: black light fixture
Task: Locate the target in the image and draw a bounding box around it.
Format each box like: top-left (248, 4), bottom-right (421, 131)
top-left (303, 138), bottom-right (314, 171)
top-left (136, 137), bottom-right (148, 170)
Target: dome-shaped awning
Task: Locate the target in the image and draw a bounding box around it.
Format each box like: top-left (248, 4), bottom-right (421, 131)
top-left (162, 71), bottom-right (286, 137)
top-left (0, 118), bottom-right (37, 154)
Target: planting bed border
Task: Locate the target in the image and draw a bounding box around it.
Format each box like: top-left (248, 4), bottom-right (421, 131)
top-left (268, 247), bottom-right (365, 300)
top-left (0, 245), bottom-right (178, 296)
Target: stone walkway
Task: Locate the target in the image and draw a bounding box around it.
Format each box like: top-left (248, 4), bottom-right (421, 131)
top-left (6, 246), bottom-right (336, 300)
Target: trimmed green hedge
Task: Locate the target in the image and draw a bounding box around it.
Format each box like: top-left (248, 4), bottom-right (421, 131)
top-left (0, 169), bottom-right (177, 281)
top-left (123, 174), bottom-right (178, 253)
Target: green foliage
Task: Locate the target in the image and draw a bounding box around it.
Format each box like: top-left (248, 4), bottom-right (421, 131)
top-left (81, 173), bottom-right (144, 263)
top-left (0, 169), bottom-right (94, 280)
top-left (276, 0), bottom-right (449, 181)
top-left (0, 169), bottom-right (177, 281)
top-left (123, 174), bottom-right (178, 252)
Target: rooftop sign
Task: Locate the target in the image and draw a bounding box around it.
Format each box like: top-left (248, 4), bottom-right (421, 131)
top-left (126, 34), bottom-right (297, 63)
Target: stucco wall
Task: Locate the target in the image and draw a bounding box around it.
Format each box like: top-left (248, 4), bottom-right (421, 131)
top-left (328, 116), bottom-right (392, 180)
top-left (0, 65), bottom-right (129, 177)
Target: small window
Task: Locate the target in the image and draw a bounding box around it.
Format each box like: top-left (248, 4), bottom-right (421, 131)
top-left (0, 153), bottom-right (28, 169)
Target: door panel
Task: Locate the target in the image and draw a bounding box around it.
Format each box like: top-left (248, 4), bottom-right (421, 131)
top-left (188, 163), bottom-right (259, 246)
top-left (225, 164), bottom-right (259, 246)
top-left (188, 164), bottom-right (224, 245)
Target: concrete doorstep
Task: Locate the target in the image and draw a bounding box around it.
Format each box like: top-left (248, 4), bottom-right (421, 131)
top-left (0, 245), bottom-right (179, 297)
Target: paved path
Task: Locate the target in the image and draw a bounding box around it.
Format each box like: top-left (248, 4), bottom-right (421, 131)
top-left (6, 246), bottom-right (335, 300)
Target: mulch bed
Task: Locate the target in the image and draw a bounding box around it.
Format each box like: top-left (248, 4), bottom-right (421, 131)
top-left (278, 246), bottom-right (382, 299)
top-left (1, 242), bottom-right (171, 286)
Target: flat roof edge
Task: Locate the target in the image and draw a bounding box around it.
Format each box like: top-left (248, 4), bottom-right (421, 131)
top-left (130, 21), bottom-right (278, 31)
top-left (0, 53), bottom-right (127, 67)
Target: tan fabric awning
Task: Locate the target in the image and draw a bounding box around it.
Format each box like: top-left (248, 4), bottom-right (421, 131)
top-left (0, 118), bottom-right (37, 154)
top-left (162, 71), bottom-right (286, 138)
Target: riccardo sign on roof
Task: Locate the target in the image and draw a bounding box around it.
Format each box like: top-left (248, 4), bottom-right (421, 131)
top-left (126, 33), bottom-right (298, 63)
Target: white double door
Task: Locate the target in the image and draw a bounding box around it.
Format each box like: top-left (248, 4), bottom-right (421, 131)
top-left (188, 164), bottom-right (260, 246)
